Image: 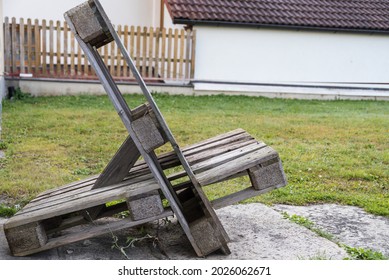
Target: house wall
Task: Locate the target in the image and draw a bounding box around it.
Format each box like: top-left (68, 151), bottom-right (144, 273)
top-left (3, 0), bottom-right (172, 27)
top-left (193, 26), bottom-right (389, 96)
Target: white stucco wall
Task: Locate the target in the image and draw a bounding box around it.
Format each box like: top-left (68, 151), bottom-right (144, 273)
top-left (3, 0), bottom-right (164, 26)
top-left (194, 26), bottom-right (389, 94)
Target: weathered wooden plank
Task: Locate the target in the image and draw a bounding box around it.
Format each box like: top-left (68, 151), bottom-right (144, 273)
top-left (173, 29), bottom-right (179, 79)
top-left (19, 18), bottom-right (25, 73)
top-left (135, 26), bottom-right (141, 73)
top-left (41, 20), bottom-right (47, 75)
top-left (132, 114), bottom-right (165, 153)
top-left (185, 29), bottom-right (191, 79)
top-left (11, 211), bottom-right (173, 257)
top-left (123, 25), bottom-right (129, 77)
top-left (49, 20), bottom-right (54, 75)
top-left (63, 22), bottom-right (68, 75)
top-left (70, 32), bottom-right (75, 75)
top-left (56, 20), bottom-right (61, 75)
top-left (34, 19), bottom-right (41, 74)
top-left (116, 25), bottom-right (122, 76)
top-left (25, 173), bottom-right (153, 213)
top-left (192, 142), bottom-right (267, 173)
top-left (141, 26), bottom-right (147, 77)
top-left (129, 26), bottom-right (135, 78)
top-left (196, 146), bottom-right (278, 186)
top-left (212, 184), bottom-right (284, 210)
top-left (161, 28), bottom-right (166, 78)
top-left (109, 41), bottom-right (115, 76)
top-left (148, 27), bottom-right (154, 77)
top-left (167, 28), bottom-right (172, 79)
top-left (11, 18), bottom-right (18, 74)
top-left (155, 27), bottom-right (160, 79)
top-left (190, 30), bottom-right (196, 79)
top-left (5, 175), bottom-right (159, 229)
top-left (179, 29), bottom-right (185, 79)
top-left (4, 17), bottom-right (11, 74)
top-left (27, 18), bottom-right (32, 73)
top-left (93, 135), bottom-right (140, 189)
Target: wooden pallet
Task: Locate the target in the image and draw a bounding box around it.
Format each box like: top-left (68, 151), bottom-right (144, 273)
top-left (4, 129), bottom-right (286, 256)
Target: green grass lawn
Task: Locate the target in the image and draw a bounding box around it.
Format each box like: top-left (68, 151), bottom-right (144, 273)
top-left (1, 94), bottom-right (388, 217)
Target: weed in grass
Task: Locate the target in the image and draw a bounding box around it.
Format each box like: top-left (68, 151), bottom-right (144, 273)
top-left (0, 204), bottom-right (19, 217)
top-left (342, 245), bottom-right (388, 260)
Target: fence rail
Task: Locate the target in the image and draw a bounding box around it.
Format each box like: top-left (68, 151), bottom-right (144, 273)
top-left (3, 17), bottom-right (196, 82)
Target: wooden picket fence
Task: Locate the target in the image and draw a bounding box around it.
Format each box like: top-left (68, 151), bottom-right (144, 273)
top-left (3, 17), bottom-right (196, 82)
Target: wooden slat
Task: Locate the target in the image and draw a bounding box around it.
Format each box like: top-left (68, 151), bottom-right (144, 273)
top-left (70, 32), bottom-right (75, 75)
top-left (123, 25), bottom-right (129, 77)
top-left (185, 29), bottom-right (191, 79)
top-left (190, 30), bottom-right (196, 79)
top-left (93, 136), bottom-right (140, 189)
top-left (56, 21), bottom-right (61, 75)
top-left (24, 173), bottom-right (154, 214)
top-left (167, 28), bottom-right (172, 79)
top-left (4, 17), bottom-right (11, 74)
top-left (63, 22), bottom-right (68, 75)
top-left (161, 28), bottom-right (166, 79)
top-left (11, 18), bottom-right (18, 74)
top-left (196, 146), bottom-right (278, 186)
top-left (141, 26), bottom-right (147, 77)
top-left (41, 19), bottom-right (47, 75)
top-left (135, 26), bottom-right (141, 73)
top-left (109, 41), bottom-right (115, 76)
top-left (148, 27), bottom-right (154, 77)
top-left (173, 29), bottom-right (179, 79)
top-left (19, 18), bottom-right (25, 74)
top-left (77, 43), bottom-right (82, 75)
top-left (212, 185), bottom-right (284, 210)
top-left (49, 20), bottom-right (54, 75)
top-left (103, 43), bottom-right (108, 66)
top-left (27, 18), bottom-right (32, 73)
top-left (179, 29), bottom-right (185, 79)
top-left (129, 26), bottom-right (135, 78)
top-left (155, 27), bottom-right (160, 79)
top-left (34, 19), bottom-right (41, 75)
top-left (12, 210), bottom-right (173, 257)
top-left (191, 142), bottom-right (267, 173)
top-left (116, 25), bottom-right (122, 77)
top-left (6, 175), bottom-right (159, 229)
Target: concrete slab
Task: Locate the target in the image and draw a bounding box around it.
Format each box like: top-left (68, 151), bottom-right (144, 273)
top-left (273, 204), bottom-right (389, 258)
top-left (0, 203), bottom-right (348, 260)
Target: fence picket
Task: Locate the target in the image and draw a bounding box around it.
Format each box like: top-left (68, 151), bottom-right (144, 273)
top-left (34, 19), bottom-right (41, 75)
top-left (173, 29), bottom-right (179, 79)
top-left (179, 29), bottom-right (185, 79)
top-left (64, 22), bottom-right (68, 75)
top-left (160, 28), bottom-right (166, 79)
top-left (42, 20), bottom-right (47, 75)
top-left (167, 28), bottom-right (172, 79)
top-left (70, 32), bottom-right (75, 76)
top-left (3, 18), bottom-right (195, 82)
top-left (123, 25), bottom-right (129, 77)
top-left (20, 18), bottom-right (25, 74)
top-left (56, 21), bottom-right (61, 75)
top-left (49, 20), bottom-right (54, 75)
top-left (148, 27), bottom-right (154, 78)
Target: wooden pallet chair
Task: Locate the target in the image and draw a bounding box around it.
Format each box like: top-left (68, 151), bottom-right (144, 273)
top-left (3, 0), bottom-right (287, 257)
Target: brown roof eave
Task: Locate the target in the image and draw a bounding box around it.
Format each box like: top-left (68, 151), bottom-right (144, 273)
top-left (173, 18), bottom-right (389, 35)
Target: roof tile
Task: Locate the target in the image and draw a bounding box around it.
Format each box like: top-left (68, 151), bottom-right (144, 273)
top-left (165, 0), bottom-right (389, 32)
